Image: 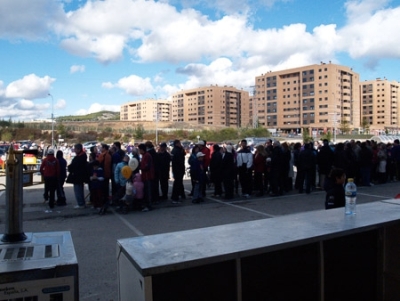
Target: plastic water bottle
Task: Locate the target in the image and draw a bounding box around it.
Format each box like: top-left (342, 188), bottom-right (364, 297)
top-left (345, 178), bottom-right (357, 215)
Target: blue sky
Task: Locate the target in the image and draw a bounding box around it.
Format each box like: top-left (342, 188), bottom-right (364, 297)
top-left (0, 0), bottom-right (399, 121)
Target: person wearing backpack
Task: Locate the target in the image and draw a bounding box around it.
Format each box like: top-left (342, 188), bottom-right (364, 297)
top-left (40, 148), bottom-right (59, 209)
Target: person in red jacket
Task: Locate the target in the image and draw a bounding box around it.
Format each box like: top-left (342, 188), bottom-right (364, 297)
top-left (198, 140), bottom-right (210, 197)
top-left (40, 148), bottom-right (59, 209)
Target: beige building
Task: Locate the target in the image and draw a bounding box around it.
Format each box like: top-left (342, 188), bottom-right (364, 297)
top-left (171, 85), bottom-right (250, 128)
top-left (120, 99), bottom-right (172, 122)
top-left (360, 78), bottom-right (400, 134)
top-left (253, 62), bottom-right (360, 134)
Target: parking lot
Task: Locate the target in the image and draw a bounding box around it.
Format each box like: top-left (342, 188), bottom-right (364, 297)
top-left (1, 175), bottom-right (400, 300)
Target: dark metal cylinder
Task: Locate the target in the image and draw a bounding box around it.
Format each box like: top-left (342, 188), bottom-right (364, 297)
top-left (1, 149), bottom-right (26, 242)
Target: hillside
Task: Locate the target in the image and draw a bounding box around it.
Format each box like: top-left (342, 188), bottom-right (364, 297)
top-left (55, 111), bottom-right (219, 131)
top-left (56, 110), bottom-right (120, 122)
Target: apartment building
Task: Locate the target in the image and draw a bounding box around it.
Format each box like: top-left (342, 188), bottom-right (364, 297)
top-left (171, 85), bottom-right (250, 128)
top-left (120, 99), bottom-right (172, 122)
top-left (253, 62), bottom-right (360, 133)
top-left (360, 78), bottom-right (400, 133)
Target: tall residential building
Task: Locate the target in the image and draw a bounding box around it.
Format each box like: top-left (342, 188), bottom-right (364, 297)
top-left (360, 78), bottom-right (400, 133)
top-left (171, 85), bottom-right (250, 128)
top-left (253, 62), bottom-right (360, 133)
top-left (120, 99), bottom-right (172, 122)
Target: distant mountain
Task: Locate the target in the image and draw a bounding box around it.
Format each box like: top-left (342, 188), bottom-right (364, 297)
top-left (56, 111), bottom-right (120, 122)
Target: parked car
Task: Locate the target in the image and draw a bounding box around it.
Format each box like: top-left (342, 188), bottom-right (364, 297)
top-left (82, 141), bottom-right (98, 151)
top-left (245, 137), bottom-right (269, 147)
top-left (0, 149), bottom-right (5, 169)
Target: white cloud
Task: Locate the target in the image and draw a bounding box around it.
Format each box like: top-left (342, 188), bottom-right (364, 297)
top-left (5, 74), bottom-right (55, 99)
top-left (153, 74), bottom-right (164, 84)
top-left (75, 102), bottom-right (120, 115)
top-left (17, 99), bottom-right (35, 110)
top-left (61, 34), bottom-right (126, 63)
top-left (0, 0), bottom-right (65, 40)
top-left (55, 99), bottom-right (67, 110)
top-left (70, 65), bottom-right (85, 73)
top-left (1, 0), bottom-right (400, 121)
top-left (0, 81), bottom-right (4, 98)
top-left (102, 75), bottom-right (154, 96)
top-left (0, 99), bottom-right (50, 120)
top-left (344, 0), bottom-right (391, 21)
top-left (8, 0), bottom-right (396, 72)
top-left (338, 2), bottom-right (400, 60)
top-left (101, 82), bottom-right (114, 89)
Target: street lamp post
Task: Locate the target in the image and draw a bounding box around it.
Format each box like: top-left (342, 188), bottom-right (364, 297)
top-left (154, 94), bottom-right (158, 146)
top-left (48, 93), bottom-right (54, 148)
top-left (330, 92), bottom-right (336, 144)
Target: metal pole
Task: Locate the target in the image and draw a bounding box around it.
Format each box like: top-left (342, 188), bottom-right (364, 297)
top-left (48, 93), bottom-right (54, 148)
top-left (332, 92), bottom-right (336, 144)
top-left (154, 94), bottom-right (158, 145)
top-left (1, 148), bottom-right (26, 242)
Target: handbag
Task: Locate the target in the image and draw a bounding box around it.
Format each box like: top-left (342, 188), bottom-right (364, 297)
top-left (66, 172), bottom-right (75, 184)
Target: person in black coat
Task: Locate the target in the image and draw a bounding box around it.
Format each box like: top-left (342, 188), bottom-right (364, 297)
top-left (325, 168), bottom-right (346, 209)
top-left (157, 142), bottom-right (171, 200)
top-left (344, 142), bottom-right (358, 181)
top-left (359, 142), bottom-right (373, 186)
top-left (317, 139), bottom-right (334, 189)
top-left (145, 141), bottom-right (159, 204)
top-left (221, 145), bottom-right (235, 200)
top-left (269, 141), bottom-right (284, 196)
top-left (171, 140), bottom-right (186, 202)
top-left (68, 143), bottom-right (89, 208)
top-left (297, 142), bottom-right (317, 194)
top-left (210, 144), bottom-right (223, 197)
top-left (293, 142), bottom-right (302, 190)
top-left (333, 143), bottom-right (349, 171)
top-left (56, 150), bottom-right (67, 206)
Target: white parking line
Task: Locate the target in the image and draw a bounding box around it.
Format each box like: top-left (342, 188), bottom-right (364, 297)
top-left (357, 192), bottom-right (394, 199)
top-left (110, 207), bottom-right (144, 236)
top-left (207, 196), bottom-right (276, 218)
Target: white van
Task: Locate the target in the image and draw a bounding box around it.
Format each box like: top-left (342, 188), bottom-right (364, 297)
top-left (245, 137), bottom-right (269, 146)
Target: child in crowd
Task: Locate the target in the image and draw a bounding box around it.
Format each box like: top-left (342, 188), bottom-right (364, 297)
top-left (120, 172), bottom-right (144, 213)
top-left (89, 160), bottom-right (104, 210)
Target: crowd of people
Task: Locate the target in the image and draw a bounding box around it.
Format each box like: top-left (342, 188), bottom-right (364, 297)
top-left (38, 137), bottom-right (400, 213)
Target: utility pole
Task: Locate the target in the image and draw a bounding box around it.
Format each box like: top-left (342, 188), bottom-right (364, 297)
top-left (251, 86), bottom-right (257, 128)
top-left (48, 93), bottom-right (54, 148)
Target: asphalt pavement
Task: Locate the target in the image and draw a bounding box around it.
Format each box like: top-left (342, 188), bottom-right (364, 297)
top-left (1, 174), bottom-right (400, 300)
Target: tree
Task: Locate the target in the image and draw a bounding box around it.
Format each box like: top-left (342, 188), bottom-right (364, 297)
top-left (133, 124), bottom-right (145, 140)
top-left (57, 122), bottom-right (67, 137)
top-left (320, 131), bottom-right (332, 142)
top-left (361, 117), bottom-right (370, 135)
top-left (302, 128), bottom-right (312, 143)
top-left (338, 120), bottom-right (351, 135)
top-left (0, 130), bottom-right (12, 142)
top-left (215, 128), bottom-right (238, 141)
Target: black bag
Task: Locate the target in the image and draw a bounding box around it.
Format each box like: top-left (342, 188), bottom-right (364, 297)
top-left (66, 173), bottom-right (75, 184)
